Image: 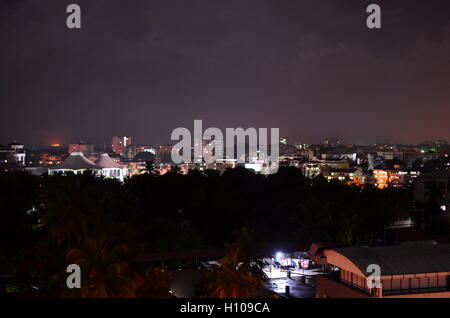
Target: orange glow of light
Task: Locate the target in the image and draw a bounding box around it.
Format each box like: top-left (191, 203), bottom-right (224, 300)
top-left (51, 143), bottom-right (61, 147)
top-left (345, 178), bottom-right (365, 189)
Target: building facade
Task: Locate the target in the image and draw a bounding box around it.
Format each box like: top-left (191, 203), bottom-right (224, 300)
top-left (311, 244), bottom-right (450, 298)
top-left (112, 136), bottom-right (132, 156)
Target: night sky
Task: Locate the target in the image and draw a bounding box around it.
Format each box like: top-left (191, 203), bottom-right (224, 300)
top-left (1, 0), bottom-right (450, 147)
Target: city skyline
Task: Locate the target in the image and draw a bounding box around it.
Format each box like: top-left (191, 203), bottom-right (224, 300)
top-left (2, 134), bottom-right (449, 149)
top-left (2, 0), bottom-right (450, 303)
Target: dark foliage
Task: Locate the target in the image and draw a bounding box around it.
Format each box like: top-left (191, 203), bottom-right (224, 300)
top-left (0, 167), bottom-right (425, 295)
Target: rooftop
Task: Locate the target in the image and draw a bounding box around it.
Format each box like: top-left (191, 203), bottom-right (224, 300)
top-left (330, 244), bottom-right (450, 276)
top-left (95, 153), bottom-right (122, 169)
top-left (52, 152), bottom-right (100, 171)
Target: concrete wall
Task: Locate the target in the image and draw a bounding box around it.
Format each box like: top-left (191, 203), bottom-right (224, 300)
top-left (315, 276), bottom-right (370, 298)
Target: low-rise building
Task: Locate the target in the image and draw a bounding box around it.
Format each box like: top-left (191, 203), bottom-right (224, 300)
top-left (384, 209), bottom-right (414, 230)
top-left (322, 167), bottom-right (363, 182)
top-left (95, 153), bottom-right (127, 182)
top-left (302, 159), bottom-right (351, 179)
top-left (373, 168), bottom-right (408, 189)
top-left (311, 244), bottom-right (450, 298)
top-left (48, 152), bottom-right (101, 175)
top-left (0, 141), bottom-right (26, 166)
top-left (68, 141), bottom-right (94, 156)
top-left (48, 152), bottom-right (127, 181)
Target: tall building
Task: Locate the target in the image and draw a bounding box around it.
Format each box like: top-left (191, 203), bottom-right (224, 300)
top-left (112, 136), bottom-right (131, 156)
top-left (193, 137), bottom-right (224, 164)
top-left (203, 136), bottom-right (224, 159)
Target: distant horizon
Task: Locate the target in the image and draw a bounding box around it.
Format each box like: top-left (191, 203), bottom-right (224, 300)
top-left (2, 136), bottom-right (449, 150)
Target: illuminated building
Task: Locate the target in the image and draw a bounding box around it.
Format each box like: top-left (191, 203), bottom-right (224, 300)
top-left (9, 141), bottom-right (26, 165)
top-left (311, 244), bottom-right (450, 298)
top-left (295, 142), bottom-right (309, 150)
top-left (0, 141), bottom-right (26, 167)
top-left (303, 163), bottom-right (321, 179)
top-left (323, 138), bottom-right (341, 148)
top-left (302, 159), bottom-right (351, 179)
top-left (295, 149), bottom-right (314, 160)
top-left (39, 153), bottom-right (65, 165)
top-left (384, 209), bottom-right (415, 230)
top-left (95, 153), bottom-right (127, 182)
top-left (279, 156), bottom-right (303, 168)
top-left (126, 149), bottom-right (157, 175)
top-left (158, 144), bottom-right (173, 154)
top-left (24, 166), bottom-right (48, 176)
top-left (367, 153), bottom-right (376, 170)
top-left (48, 152), bottom-right (101, 175)
top-left (394, 150), bottom-right (420, 168)
top-left (421, 150), bottom-right (439, 162)
top-left (157, 144), bottom-right (173, 163)
top-left (193, 137), bottom-right (224, 164)
top-left (377, 151), bottom-right (395, 160)
top-left (112, 136), bottom-right (132, 156)
top-left (373, 168), bottom-right (408, 189)
top-left (316, 159), bottom-right (350, 169)
top-left (322, 167), bottom-right (363, 182)
top-left (68, 141), bottom-right (93, 155)
top-left (193, 137), bottom-right (203, 164)
top-left (321, 151), bottom-right (357, 162)
top-left (123, 145), bottom-right (157, 160)
top-left (206, 158), bottom-right (237, 174)
top-left (48, 152), bottom-right (128, 181)
top-left (123, 145), bottom-right (138, 159)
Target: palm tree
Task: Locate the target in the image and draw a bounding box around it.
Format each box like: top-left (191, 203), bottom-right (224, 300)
top-left (202, 229), bottom-right (268, 298)
top-left (203, 247), bottom-right (268, 298)
top-left (292, 200), bottom-right (334, 242)
top-left (335, 210), bottom-right (359, 245)
top-left (144, 160), bottom-right (160, 176)
top-left (228, 227), bottom-right (261, 261)
top-left (63, 236), bottom-right (136, 298)
top-left (136, 267), bottom-right (173, 298)
top-left (44, 203), bottom-right (92, 246)
top-left (43, 175), bottom-right (99, 246)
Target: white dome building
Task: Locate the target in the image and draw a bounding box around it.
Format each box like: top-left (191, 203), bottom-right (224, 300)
top-left (49, 152), bottom-right (101, 175)
top-left (95, 153), bottom-right (126, 182)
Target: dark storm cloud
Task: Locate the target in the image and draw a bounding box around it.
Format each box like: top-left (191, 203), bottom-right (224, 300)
top-left (0, 0), bottom-right (449, 146)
